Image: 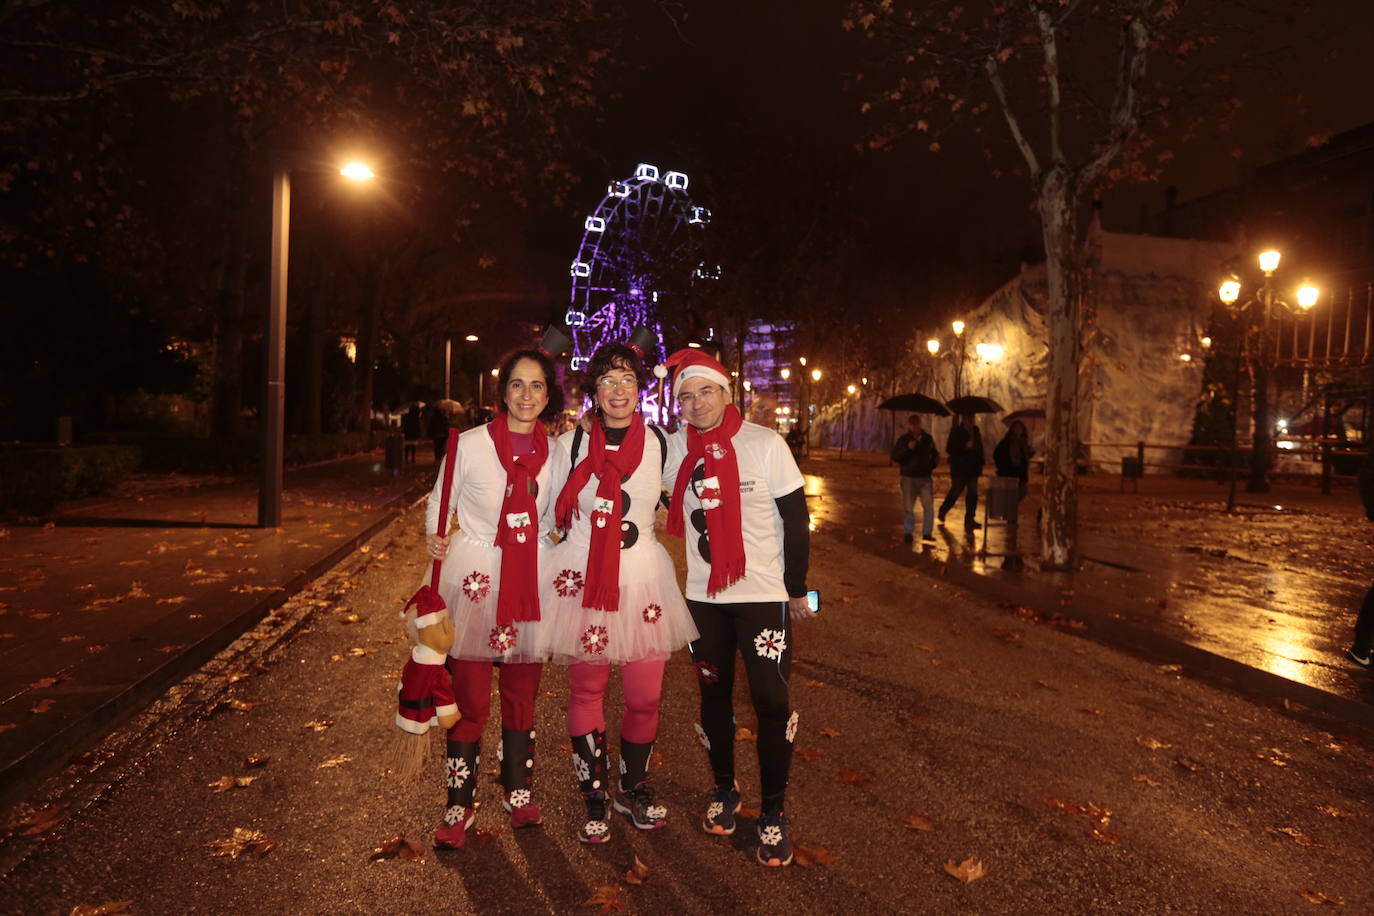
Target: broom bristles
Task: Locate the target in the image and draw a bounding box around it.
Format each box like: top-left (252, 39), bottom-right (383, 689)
top-left (387, 730), bottom-right (438, 783)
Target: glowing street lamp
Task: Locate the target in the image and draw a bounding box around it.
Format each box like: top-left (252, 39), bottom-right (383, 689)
top-left (465, 333), bottom-right (479, 342)
top-left (951, 320), bottom-right (965, 336)
top-left (847, 384), bottom-right (857, 394)
top-left (974, 342), bottom-right (1004, 362)
top-left (780, 367), bottom-right (791, 380)
top-left (260, 154), bottom-right (376, 527)
top-left (1258, 249), bottom-right (1281, 275)
top-left (1296, 282), bottom-right (1320, 309)
top-left (810, 368), bottom-right (822, 382)
top-left (926, 339), bottom-right (940, 355)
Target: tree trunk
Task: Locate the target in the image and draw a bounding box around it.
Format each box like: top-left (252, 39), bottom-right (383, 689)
top-left (1246, 307), bottom-right (1273, 492)
top-left (302, 259), bottom-right (330, 436)
top-left (1039, 171), bottom-right (1081, 571)
top-left (354, 265), bottom-right (384, 432)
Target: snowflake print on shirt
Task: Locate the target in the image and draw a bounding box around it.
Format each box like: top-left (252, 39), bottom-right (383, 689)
top-left (462, 571), bottom-right (491, 602)
top-left (695, 660), bottom-right (720, 684)
top-left (642, 603), bottom-right (663, 624)
top-left (488, 624), bottom-right (519, 653)
top-left (785, 710), bottom-right (799, 743)
top-left (754, 628), bottom-right (787, 660)
top-left (554, 569), bottom-right (584, 598)
top-left (581, 625), bottom-right (609, 656)
top-left (446, 758), bottom-right (471, 789)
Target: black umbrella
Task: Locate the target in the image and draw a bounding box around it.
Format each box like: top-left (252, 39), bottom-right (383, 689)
top-left (878, 393), bottom-right (950, 416)
top-left (946, 395), bottom-right (1003, 414)
top-left (1004, 408), bottom-right (1046, 424)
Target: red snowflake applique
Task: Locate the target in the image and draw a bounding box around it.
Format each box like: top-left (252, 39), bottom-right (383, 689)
top-left (642, 603), bottom-right (663, 624)
top-left (488, 625), bottom-right (519, 653)
top-left (695, 661), bottom-right (719, 684)
top-left (581, 625), bottom-right (609, 656)
top-left (461, 571), bottom-right (491, 602)
top-left (554, 569), bottom-right (584, 598)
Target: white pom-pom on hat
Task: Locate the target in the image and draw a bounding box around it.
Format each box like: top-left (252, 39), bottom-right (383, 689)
top-left (653, 364), bottom-right (668, 379)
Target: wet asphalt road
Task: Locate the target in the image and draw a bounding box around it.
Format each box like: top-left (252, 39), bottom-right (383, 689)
top-left (799, 450), bottom-right (1374, 709)
top-left (2, 502), bottom-right (1371, 914)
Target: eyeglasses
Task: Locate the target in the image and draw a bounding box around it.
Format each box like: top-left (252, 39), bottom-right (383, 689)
top-left (596, 376), bottom-right (638, 391)
top-left (676, 385), bottom-right (723, 408)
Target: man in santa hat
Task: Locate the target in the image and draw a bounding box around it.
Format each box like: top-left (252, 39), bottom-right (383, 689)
top-left (659, 347), bottom-right (814, 868)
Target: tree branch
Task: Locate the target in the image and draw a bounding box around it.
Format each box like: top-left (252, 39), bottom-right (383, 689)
top-left (1078, 14), bottom-right (1150, 192)
top-left (983, 50), bottom-right (1041, 182)
top-left (1035, 3), bottom-right (1064, 168)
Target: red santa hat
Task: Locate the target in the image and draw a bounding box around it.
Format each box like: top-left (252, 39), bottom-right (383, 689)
top-left (658, 348), bottom-right (731, 399)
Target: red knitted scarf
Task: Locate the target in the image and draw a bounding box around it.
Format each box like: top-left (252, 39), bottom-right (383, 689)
top-left (667, 405), bottom-right (746, 596)
top-left (490, 412), bottom-right (548, 624)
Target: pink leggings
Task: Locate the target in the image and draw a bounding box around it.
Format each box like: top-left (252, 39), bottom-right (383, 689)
top-left (568, 658), bottom-right (665, 743)
top-left (446, 659), bottom-right (542, 743)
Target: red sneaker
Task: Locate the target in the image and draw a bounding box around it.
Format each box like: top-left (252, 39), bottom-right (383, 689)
top-left (433, 805), bottom-right (475, 849)
top-left (502, 789), bottom-right (543, 828)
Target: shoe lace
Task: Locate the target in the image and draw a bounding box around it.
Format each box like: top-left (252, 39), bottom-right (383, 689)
top-left (585, 793), bottom-right (608, 821)
top-left (626, 783), bottom-right (654, 808)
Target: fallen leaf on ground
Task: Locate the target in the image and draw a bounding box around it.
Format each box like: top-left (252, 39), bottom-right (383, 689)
top-left (1315, 805), bottom-right (1355, 820)
top-left (337, 613), bottom-right (362, 624)
top-left (1135, 736), bottom-right (1172, 750)
top-left (369, 834), bottom-right (424, 861)
top-left (1033, 680), bottom-right (1057, 690)
top-left (304, 719), bottom-right (334, 732)
top-left (794, 845), bottom-right (840, 867)
top-left (157, 644), bottom-right (185, 654)
top-left (208, 776), bottom-right (257, 793)
top-left (622, 855), bottom-right (651, 885)
top-left (738, 805), bottom-right (761, 819)
top-left (225, 699), bottom-right (258, 712)
top-left (1046, 796), bottom-right (1116, 843)
top-left (69, 902), bottom-right (133, 915)
top-left (820, 728), bottom-right (841, 739)
top-left (794, 747), bottom-right (822, 761)
top-left (216, 670), bottom-right (251, 685)
top-left (805, 679), bottom-right (827, 687)
top-left (29, 675), bottom-right (70, 689)
top-left (837, 769), bottom-right (870, 787)
top-left (582, 884), bottom-right (625, 913)
top-left (30, 698), bottom-right (55, 714)
top-left (913, 643), bottom-right (936, 653)
top-left (1256, 748), bottom-right (1289, 767)
top-left (205, 827), bottom-right (275, 858)
top-left (1131, 774), bottom-right (1160, 787)
top-left (1174, 756), bottom-right (1203, 772)
top-left (244, 753), bottom-right (270, 768)
top-left (1155, 663), bottom-right (1183, 675)
top-left (1297, 889), bottom-right (1343, 905)
top-left (943, 857), bottom-right (987, 883)
top-left (903, 813), bottom-right (934, 831)
top-left (1269, 826), bottom-right (1320, 847)
top-left (0, 723), bottom-right (14, 733)
top-left (1079, 707), bottom-right (1104, 716)
top-left (318, 754), bottom-right (352, 769)
top-left (735, 726), bottom-right (756, 741)
top-left (1282, 698), bottom-right (1306, 713)
top-left (470, 826), bottom-right (502, 846)
top-left (359, 545), bottom-right (371, 554)
top-left (14, 804), bottom-right (65, 835)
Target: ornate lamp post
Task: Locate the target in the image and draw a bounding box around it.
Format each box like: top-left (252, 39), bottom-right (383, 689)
top-left (1217, 249), bottom-right (1319, 494)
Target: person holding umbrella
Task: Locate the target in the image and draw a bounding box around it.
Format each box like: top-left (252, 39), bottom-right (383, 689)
top-left (939, 413), bottom-right (986, 532)
top-left (423, 348), bottom-right (569, 849)
top-left (890, 413), bottom-right (939, 543)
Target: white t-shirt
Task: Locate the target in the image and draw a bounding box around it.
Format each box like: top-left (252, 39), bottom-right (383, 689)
top-left (664, 420), bottom-right (806, 603)
top-left (424, 423), bottom-right (568, 543)
top-left (555, 424), bottom-right (667, 550)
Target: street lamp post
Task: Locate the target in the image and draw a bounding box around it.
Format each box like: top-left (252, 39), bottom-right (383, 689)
top-left (259, 157), bottom-right (374, 528)
top-left (951, 320), bottom-right (967, 398)
top-left (1217, 249), bottom-right (1319, 495)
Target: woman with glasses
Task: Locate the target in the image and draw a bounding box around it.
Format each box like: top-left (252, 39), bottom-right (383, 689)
top-left (541, 342), bottom-right (697, 844)
top-left (424, 348), bottom-right (569, 849)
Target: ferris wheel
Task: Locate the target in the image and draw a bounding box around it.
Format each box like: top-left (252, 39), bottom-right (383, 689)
top-left (567, 163), bottom-right (718, 409)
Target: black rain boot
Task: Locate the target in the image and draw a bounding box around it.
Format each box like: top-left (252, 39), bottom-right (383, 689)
top-left (614, 738), bottom-right (666, 830)
top-left (570, 730), bottom-right (610, 844)
top-left (434, 740), bottom-right (479, 849)
top-left (499, 727), bottom-right (542, 827)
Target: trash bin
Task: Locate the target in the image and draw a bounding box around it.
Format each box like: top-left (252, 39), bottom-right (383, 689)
top-left (385, 432), bottom-right (404, 475)
top-left (987, 477), bottom-right (1020, 522)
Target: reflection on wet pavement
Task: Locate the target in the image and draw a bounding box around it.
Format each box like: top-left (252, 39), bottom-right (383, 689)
top-left (801, 450), bottom-right (1374, 708)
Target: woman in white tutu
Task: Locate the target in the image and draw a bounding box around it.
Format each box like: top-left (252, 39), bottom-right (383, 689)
top-left (544, 340), bottom-right (697, 844)
top-left (424, 348), bottom-right (569, 849)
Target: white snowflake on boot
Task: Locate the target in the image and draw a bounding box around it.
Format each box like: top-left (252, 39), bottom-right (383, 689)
top-left (646, 804), bottom-right (667, 820)
top-left (508, 788), bottom-right (532, 809)
top-left (694, 722), bottom-right (711, 751)
top-left (584, 820), bottom-right (608, 838)
top-left (618, 758), bottom-right (628, 776)
top-left (759, 824), bottom-right (784, 846)
top-left (573, 755), bottom-right (590, 782)
top-left (754, 628), bottom-right (787, 660)
top-left (443, 805), bottom-right (467, 826)
top-left (706, 801), bottom-right (724, 820)
top-left (446, 758), bottom-right (471, 788)
top-left (785, 710), bottom-right (799, 743)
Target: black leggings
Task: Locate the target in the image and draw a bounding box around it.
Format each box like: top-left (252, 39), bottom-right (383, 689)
top-left (687, 599), bottom-right (793, 814)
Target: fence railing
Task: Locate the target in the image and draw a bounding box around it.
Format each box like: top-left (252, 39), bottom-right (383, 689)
top-left (1075, 438), bottom-right (1365, 494)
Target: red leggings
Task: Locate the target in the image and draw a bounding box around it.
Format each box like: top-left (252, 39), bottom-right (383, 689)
top-left (446, 659), bottom-right (543, 742)
top-left (567, 658), bottom-right (665, 743)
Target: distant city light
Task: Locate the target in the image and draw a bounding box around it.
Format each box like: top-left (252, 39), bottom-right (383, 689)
top-left (847, 384), bottom-right (856, 394)
top-left (1218, 278), bottom-right (1241, 304)
top-left (340, 162), bottom-right (375, 181)
top-left (810, 368), bottom-right (822, 382)
top-left (780, 368), bottom-right (791, 380)
top-left (465, 334), bottom-right (479, 342)
top-left (1179, 353), bottom-right (1192, 362)
top-left (1201, 336), bottom-right (1212, 348)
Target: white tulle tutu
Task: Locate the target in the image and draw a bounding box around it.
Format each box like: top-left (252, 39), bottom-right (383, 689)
top-left (539, 537), bottom-right (697, 665)
top-left (433, 533), bottom-right (558, 664)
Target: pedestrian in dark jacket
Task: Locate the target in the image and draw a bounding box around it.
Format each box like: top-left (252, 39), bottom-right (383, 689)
top-left (993, 420), bottom-right (1033, 500)
top-left (402, 403), bottom-right (423, 464)
top-left (891, 414), bottom-right (939, 543)
top-left (939, 414), bottom-right (984, 532)
top-left (1347, 448), bottom-right (1374, 669)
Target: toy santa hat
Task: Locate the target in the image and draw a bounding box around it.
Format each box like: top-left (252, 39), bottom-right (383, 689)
top-left (657, 347), bottom-right (731, 398)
